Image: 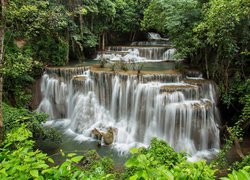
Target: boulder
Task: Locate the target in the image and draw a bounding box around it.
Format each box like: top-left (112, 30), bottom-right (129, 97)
top-left (91, 127), bottom-right (117, 146)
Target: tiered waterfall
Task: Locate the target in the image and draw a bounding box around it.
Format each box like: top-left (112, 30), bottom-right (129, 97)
top-left (37, 66), bottom-right (220, 158)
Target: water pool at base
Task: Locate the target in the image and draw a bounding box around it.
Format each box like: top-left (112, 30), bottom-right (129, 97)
top-left (36, 127), bottom-right (128, 167)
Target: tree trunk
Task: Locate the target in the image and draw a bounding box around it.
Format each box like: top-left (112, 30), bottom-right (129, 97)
top-left (99, 35), bottom-right (101, 50)
top-left (79, 14), bottom-right (83, 35)
top-left (102, 32), bottom-right (105, 51)
top-left (224, 59), bottom-right (231, 94)
top-left (131, 31), bottom-right (136, 42)
top-left (205, 47), bottom-right (210, 79)
top-left (0, 0), bottom-right (6, 144)
top-left (65, 29), bottom-right (70, 64)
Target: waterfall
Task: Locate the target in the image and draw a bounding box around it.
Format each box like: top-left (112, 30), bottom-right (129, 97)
top-left (95, 46), bottom-right (177, 62)
top-left (163, 48), bottom-right (176, 61)
top-left (37, 68), bottom-right (220, 158)
top-left (106, 46), bottom-right (168, 60)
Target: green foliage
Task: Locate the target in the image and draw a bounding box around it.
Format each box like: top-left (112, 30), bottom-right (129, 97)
top-left (2, 32), bottom-right (37, 107)
top-left (111, 0), bottom-right (151, 32)
top-left (143, 0), bottom-right (202, 58)
top-left (221, 166), bottom-right (250, 180)
top-left (214, 79), bottom-right (250, 168)
top-left (124, 138), bottom-right (215, 179)
top-left (195, 0), bottom-right (249, 50)
top-left (32, 35), bottom-right (68, 66)
top-left (108, 60), bottom-right (144, 72)
top-left (3, 48), bottom-right (32, 78)
top-left (117, 61), bottom-right (128, 71)
top-left (3, 0), bottom-right (70, 107)
top-left (99, 56), bottom-right (108, 68)
top-left (193, 0), bottom-right (250, 80)
top-left (220, 74), bottom-right (249, 109)
top-left (3, 31), bottom-right (33, 77)
top-left (81, 30), bottom-right (98, 48)
top-left (2, 0), bottom-right (250, 178)
top-left (111, 0), bottom-right (138, 32)
top-left (231, 155), bottom-right (250, 171)
top-left (1, 126), bottom-right (250, 179)
top-left (144, 138), bottom-right (186, 167)
top-left (239, 80), bottom-right (250, 124)
top-left (171, 160), bottom-right (215, 179)
top-left (0, 125), bottom-right (50, 179)
top-left (7, 0), bottom-right (68, 38)
top-left (3, 103), bottom-right (61, 142)
top-left (82, 0), bottom-right (116, 34)
top-left (0, 125), bottom-right (114, 179)
top-left (6, 0), bottom-right (69, 66)
top-left (110, 62), bottom-right (117, 71)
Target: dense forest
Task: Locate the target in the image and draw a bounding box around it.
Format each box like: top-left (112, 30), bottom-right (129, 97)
top-left (0, 0), bottom-right (249, 179)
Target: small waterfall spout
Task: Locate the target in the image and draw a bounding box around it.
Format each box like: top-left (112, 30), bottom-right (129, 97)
top-left (38, 67), bottom-right (220, 158)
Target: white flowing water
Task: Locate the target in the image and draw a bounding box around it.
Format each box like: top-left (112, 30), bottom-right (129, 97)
top-left (95, 46), bottom-right (177, 62)
top-left (163, 48), bottom-right (176, 60)
top-left (147, 32), bottom-right (169, 41)
top-left (106, 46), bottom-right (169, 61)
top-left (37, 68), bottom-right (220, 159)
top-left (95, 32), bottom-right (175, 62)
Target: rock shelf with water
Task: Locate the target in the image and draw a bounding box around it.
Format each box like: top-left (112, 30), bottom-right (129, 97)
top-left (37, 65), bottom-right (220, 160)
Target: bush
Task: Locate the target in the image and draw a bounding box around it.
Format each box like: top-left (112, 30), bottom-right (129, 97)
top-left (0, 125), bottom-right (114, 179)
top-left (221, 166), bottom-right (250, 180)
top-left (3, 104), bottom-right (61, 142)
top-left (231, 155), bottom-right (250, 171)
top-left (124, 138), bottom-right (215, 179)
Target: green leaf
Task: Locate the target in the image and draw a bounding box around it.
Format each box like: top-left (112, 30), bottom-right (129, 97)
top-left (47, 157), bottom-right (54, 164)
top-left (71, 156), bottom-right (84, 163)
top-left (137, 154), bottom-right (147, 163)
top-left (60, 149), bottom-right (65, 157)
top-left (67, 153), bottom-right (77, 157)
top-left (129, 174), bottom-right (139, 180)
top-left (130, 147), bottom-right (139, 154)
top-left (30, 170), bottom-right (39, 178)
top-left (125, 157), bottom-right (137, 168)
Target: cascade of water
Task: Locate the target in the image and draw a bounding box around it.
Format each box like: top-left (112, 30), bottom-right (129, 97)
top-left (95, 32), bottom-right (177, 62)
top-left (163, 48), bottom-right (176, 60)
top-left (106, 46), bottom-right (168, 60)
top-left (37, 74), bottom-right (68, 119)
top-left (38, 69), bottom-right (220, 158)
top-left (95, 46), bottom-right (178, 62)
top-left (131, 41), bottom-right (171, 46)
top-left (147, 32), bottom-right (169, 41)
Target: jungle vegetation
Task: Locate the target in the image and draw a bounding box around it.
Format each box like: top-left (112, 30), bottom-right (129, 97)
top-left (0, 0), bottom-right (249, 179)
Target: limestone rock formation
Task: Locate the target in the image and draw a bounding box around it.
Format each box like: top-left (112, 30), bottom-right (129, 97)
top-left (91, 127), bottom-right (117, 146)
